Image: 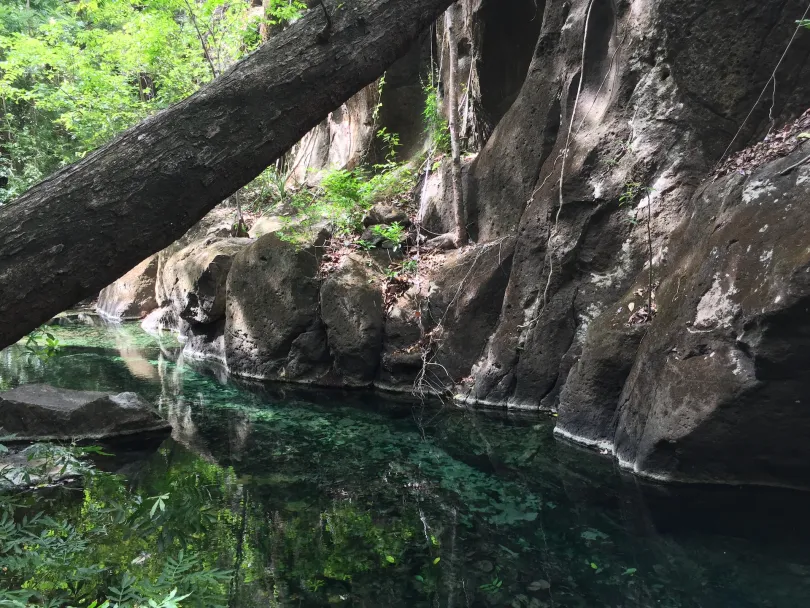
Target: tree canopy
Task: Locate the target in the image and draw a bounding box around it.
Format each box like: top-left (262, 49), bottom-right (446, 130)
top-left (0, 0), bottom-right (305, 203)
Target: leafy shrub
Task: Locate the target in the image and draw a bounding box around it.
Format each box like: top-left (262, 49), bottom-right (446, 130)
top-left (423, 81), bottom-right (451, 154)
top-left (24, 325), bottom-right (60, 361)
top-left (376, 127), bottom-right (401, 165)
top-left (0, 442), bottom-right (232, 607)
top-left (279, 164), bottom-right (416, 242)
top-left (372, 222), bottom-right (406, 246)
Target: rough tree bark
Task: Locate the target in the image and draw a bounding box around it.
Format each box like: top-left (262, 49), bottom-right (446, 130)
top-left (445, 5), bottom-right (467, 246)
top-left (427, 4), bottom-right (467, 251)
top-left (0, 0), bottom-right (455, 351)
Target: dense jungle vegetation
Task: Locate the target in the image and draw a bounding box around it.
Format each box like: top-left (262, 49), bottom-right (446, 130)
top-left (0, 0), bottom-right (305, 203)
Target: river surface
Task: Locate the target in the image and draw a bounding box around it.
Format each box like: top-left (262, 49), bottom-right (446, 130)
top-left (1, 322), bottom-right (810, 607)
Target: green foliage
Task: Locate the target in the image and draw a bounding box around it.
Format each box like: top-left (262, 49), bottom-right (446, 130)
top-left (401, 259), bottom-right (418, 274)
top-left (422, 80), bottom-right (450, 154)
top-left (23, 326), bottom-right (59, 361)
top-left (279, 163), bottom-right (415, 242)
top-left (317, 168), bottom-right (370, 235)
top-left (618, 181), bottom-right (647, 207)
top-left (262, 0), bottom-right (306, 26)
top-left (372, 221), bottom-right (406, 247)
top-left (618, 181), bottom-right (654, 227)
top-left (479, 567), bottom-right (504, 594)
top-left (376, 126), bottom-right (400, 165)
top-left (0, 0), bottom-right (304, 203)
top-left (241, 165), bottom-right (294, 213)
top-left (372, 72), bottom-right (386, 124)
top-left (0, 442), bottom-right (233, 607)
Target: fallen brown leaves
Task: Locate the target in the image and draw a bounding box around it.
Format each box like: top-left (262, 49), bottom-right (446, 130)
top-left (714, 109), bottom-right (810, 178)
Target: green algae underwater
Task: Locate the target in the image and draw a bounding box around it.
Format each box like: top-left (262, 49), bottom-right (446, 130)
top-left (1, 322), bottom-right (810, 607)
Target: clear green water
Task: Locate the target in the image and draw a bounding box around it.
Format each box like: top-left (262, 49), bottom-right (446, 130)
top-left (2, 322), bottom-right (810, 607)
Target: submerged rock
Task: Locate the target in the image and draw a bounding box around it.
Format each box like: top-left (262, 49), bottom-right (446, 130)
top-left (0, 384), bottom-right (170, 442)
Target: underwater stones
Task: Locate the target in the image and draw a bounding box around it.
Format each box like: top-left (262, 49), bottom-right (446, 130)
top-left (0, 384), bottom-right (170, 442)
top-left (96, 254), bottom-right (159, 321)
top-left (321, 254), bottom-right (384, 386)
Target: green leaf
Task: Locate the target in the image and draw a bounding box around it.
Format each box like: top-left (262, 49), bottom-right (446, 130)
top-left (623, 567), bottom-right (637, 576)
top-left (385, 555), bottom-right (395, 564)
top-left (433, 557), bottom-right (441, 565)
top-left (590, 562), bottom-right (598, 570)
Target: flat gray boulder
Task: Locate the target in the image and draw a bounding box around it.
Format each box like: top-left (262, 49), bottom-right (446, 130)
top-left (0, 385), bottom-right (171, 442)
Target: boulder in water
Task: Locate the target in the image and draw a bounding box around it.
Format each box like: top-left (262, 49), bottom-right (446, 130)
top-left (0, 385), bottom-right (170, 442)
top-left (225, 232), bottom-right (331, 382)
top-left (321, 254), bottom-right (384, 386)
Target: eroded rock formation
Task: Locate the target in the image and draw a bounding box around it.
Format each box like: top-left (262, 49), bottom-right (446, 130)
top-left (91, 0), bottom-right (810, 488)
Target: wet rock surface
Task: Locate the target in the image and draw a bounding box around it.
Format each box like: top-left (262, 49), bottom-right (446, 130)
top-left (0, 384), bottom-right (170, 441)
top-left (161, 237), bottom-right (252, 326)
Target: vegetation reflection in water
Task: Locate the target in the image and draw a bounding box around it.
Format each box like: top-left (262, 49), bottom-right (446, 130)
top-left (1, 323), bottom-right (810, 607)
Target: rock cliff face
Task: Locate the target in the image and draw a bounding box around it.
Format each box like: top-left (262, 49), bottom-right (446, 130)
top-left (94, 0), bottom-right (810, 488)
top-left (558, 146), bottom-right (810, 488)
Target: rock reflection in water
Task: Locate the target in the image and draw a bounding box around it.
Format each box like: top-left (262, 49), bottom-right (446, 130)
top-left (1, 323), bottom-right (810, 608)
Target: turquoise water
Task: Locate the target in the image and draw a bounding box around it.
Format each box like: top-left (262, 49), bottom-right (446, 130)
top-left (2, 322), bottom-right (810, 607)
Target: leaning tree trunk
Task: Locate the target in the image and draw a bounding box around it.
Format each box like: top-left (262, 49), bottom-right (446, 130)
top-left (0, 0), bottom-right (455, 351)
top-left (444, 5), bottom-right (467, 246)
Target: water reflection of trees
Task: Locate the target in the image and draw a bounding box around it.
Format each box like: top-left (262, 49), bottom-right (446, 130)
top-left (4, 323), bottom-right (810, 607)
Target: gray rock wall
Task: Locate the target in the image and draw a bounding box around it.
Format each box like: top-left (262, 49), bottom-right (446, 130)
top-left (91, 0), bottom-right (810, 488)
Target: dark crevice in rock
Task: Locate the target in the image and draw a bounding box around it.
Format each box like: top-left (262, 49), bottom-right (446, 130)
top-left (476, 0), bottom-right (544, 127)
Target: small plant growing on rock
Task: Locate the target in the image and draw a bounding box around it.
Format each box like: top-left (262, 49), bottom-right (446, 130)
top-left (423, 81), bottom-right (451, 154)
top-left (401, 259), bottom-right (418, 274)
top-left (376, 127), bottom-right (401, 166)
top-left (372, 222), bottom-right (406, 249)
